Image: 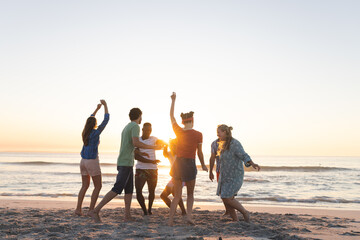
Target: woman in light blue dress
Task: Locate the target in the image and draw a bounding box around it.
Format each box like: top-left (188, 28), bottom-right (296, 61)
top-left (216, 124), bottom-right (260, 222)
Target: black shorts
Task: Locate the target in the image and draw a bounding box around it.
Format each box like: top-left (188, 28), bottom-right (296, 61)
top-left (111, 166), bottom-right (134, 195)
top-left (170, 157), bottom-right (197, 182)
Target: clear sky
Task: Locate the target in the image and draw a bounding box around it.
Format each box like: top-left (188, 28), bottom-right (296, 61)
top-left (1, 0), bottom-right (359, 156)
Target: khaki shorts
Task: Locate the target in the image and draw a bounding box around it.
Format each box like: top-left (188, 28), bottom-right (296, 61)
top-left (80, 158), bottom-right (101, 176)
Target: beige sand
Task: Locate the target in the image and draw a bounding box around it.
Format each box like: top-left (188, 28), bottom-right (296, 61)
top-left (1, 198), bottom-right (359, 239)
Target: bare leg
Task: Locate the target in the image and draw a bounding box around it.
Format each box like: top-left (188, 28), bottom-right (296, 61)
top-left (89, 190), bottom-right (117, 222)
top-left (75, 175), bottom-right (90, 216)
top-left (135, 175), bottom-right (148, 215)
top-left (178, 198), bottom-right (187, 215)
top-left (160, 186), bottom-right (172, 208)
top-left (221, 200), bottom-right (231, 217)
top-left (89, 175), bottom-right (102, 211)
top-left (124, 193), bottom-right (133, 221)
top-left (185, 179), bottom-right (196, 225)
top-left (161, 186), bottom-right (186, 215)
top-left (222, 197), bottom-right (250, 222)
top-left (221, 199), bottom-right (238, 221)
top-left (168, 179), bottom-right (183, 226)
top-left (147, 175), bottom-right (157, 215)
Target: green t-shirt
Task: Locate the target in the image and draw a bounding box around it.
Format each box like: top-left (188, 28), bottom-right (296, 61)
top-left (117, 121), bottom-right (140, 166)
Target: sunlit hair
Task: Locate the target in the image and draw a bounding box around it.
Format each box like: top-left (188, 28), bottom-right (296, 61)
top-left (143, 122), bottom-right (151, 128)
top-left (217, 124), bottom-right (233, 155)
top-left (82, 117), bottom-right (97, 146)
top-left (180, 111), bottom-right (194, 124)
top-left (163, 138), bottom-right (177, 159)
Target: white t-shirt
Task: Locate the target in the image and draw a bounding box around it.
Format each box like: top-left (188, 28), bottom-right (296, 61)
top-left (135, 136), bottom-right (158, 170)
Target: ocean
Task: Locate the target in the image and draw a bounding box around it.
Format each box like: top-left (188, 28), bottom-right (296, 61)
top-left (1, 152), bottom-right (359, 210)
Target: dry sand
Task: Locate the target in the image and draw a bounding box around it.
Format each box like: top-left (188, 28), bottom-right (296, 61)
top-left (1, 198), bottom-right (360, 239)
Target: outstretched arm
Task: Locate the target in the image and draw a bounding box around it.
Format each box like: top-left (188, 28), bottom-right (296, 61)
top-left (170, 92), bottom-right (177, 125)
top-left (132, 137), bottom-right (163, 150)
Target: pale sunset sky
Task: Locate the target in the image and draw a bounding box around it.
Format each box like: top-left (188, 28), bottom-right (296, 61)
top-left (0, 1), bottom-right (359, 156)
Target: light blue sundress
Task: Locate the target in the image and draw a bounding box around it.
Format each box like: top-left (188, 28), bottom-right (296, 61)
top-left (216, 138), bottom-right (251, 198)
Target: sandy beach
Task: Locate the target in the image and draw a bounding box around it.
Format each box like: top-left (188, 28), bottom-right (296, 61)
top-left (1, 198), bottom-right (359, 240)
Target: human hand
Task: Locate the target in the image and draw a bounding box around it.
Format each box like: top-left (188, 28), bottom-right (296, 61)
top-left (96, 104), bottom-right (102, 109)
top-left (252, 163), bottom-right (260, 171)
top-left (202, 164), bottom-right (208, 172)
top-left (154, 160), bottom-right (161, 164)
top-left (100, 99), bottom-right (107, 105)
top-left (209, 171), bottom-right (214, 182)
top-left (171, 92), bottom-right (176, 101)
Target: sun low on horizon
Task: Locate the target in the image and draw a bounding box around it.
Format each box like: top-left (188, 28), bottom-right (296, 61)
top-left (1, 1), bottom-right (360, 157)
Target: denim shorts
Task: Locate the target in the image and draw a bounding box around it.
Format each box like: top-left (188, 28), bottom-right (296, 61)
top-left (111, 166), bottom-right (134, 195)
top-left (170, 157), bottom-right (197, 182)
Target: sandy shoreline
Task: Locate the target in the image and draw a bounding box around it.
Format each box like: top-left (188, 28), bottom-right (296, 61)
top-left (1, 198), bottom-right (360, 239)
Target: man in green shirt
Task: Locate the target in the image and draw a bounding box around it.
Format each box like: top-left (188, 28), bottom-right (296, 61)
top-left (89, 108), bottom-right (163, 222)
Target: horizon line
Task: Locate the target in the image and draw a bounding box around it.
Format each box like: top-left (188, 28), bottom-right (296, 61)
top-left (0, 151), bottom-right (359, 158)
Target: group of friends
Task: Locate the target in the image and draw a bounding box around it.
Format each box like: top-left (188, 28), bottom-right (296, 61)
top-left (75, 93), bottom-right (260, 225)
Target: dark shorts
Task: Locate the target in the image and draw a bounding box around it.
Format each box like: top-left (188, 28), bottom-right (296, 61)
top-left (135, 169), bottom-right (158, 186)
top-left (111, 166), bottom-right (134, 195)
top-left (170, 157), bottom-right (197, 182)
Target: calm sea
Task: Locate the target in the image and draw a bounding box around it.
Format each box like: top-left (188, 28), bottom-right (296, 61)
top-left (0, 152), bottom-right (359, 210)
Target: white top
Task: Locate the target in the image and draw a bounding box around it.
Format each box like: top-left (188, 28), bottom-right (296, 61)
top-left (135, 136), bottom-right (158, 170)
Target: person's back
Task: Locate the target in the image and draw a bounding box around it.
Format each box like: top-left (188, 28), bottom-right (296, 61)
top-left (80, 114), bottom-right (109, 160)
top-left (172, 123), bottom-right (202, 160)
top-left (76, 100), bottom-right (109, 216)
top-left (118, 121), bottom-right (140, 167)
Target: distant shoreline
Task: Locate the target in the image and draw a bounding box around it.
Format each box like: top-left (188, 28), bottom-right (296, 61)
top-left (1, 151), bottom-right (360, 157)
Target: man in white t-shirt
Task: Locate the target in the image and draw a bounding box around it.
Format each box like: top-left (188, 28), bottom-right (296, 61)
top-left (134, 122), bottom-right (164, 215)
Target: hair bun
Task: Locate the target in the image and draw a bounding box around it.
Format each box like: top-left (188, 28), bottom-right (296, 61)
top-left (229, 126), bottom-right (233, 130)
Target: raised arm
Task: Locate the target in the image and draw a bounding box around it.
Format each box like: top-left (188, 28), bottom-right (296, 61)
top-left (197, 143), bottom-right (208, 172)
top-left (96, 100), bottom-right (110, 134)
top-left (100, 99), bottom-right (108, 114)
top-left (91, 103), bottom-right (102, 116)
top-left (170, 92), bottom-right (177, 125)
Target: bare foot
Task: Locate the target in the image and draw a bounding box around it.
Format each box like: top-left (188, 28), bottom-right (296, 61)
top-left (243, 211), bottom-right (250, 223)
top-left (124, 215), bottom-right (134, 222)
top-left (74, 210), bottom-right (82, 216)
top-left (222, 211), bottom-right (229, 216)
top-left (87, 210), bottom-right (94, 217)
top-left (168, 220), bottom-right (174, 226)
top-left (88, 210), bottom-right (102, 223)
top-left (186, 216), bottom-right (195, 225)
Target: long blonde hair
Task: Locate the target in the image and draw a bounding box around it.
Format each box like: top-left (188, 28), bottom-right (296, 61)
top-left (217, 124), bottom-right (233, 155)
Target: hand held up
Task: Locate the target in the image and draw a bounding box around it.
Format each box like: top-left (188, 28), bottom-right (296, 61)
top-left (171, 92), bottom-right (176, 101)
